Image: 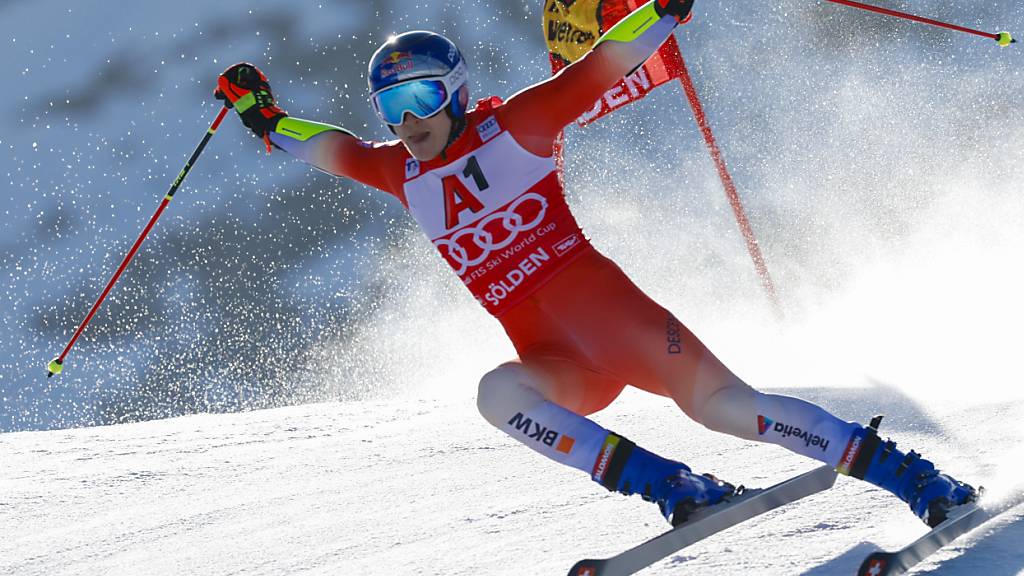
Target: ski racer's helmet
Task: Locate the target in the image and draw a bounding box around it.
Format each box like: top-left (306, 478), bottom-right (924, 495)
top-left (368, 31), bottom-right (469, 127)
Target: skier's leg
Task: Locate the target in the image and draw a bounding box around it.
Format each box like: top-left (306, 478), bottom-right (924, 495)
top-left (637, 319), bottom-right (977, 525)
top-left (536, 250), bottom-right (976, 525)
top-left (692, 370), bottom-right (977, 524)
top-left (532, 252), bottom-right (861, 464)
top-left (476, 359), bottom-right (621, 473)
top-left (476, 358), bottom-right (733, 525)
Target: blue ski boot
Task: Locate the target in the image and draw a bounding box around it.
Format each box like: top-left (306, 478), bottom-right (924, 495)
top-left (591, 433), bottom-right (736, 526)
top-left (838, 416), bottom-right (977, 527)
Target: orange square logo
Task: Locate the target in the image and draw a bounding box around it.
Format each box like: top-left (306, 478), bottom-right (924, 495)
top-left (556, 435), bottom-right (576, 454)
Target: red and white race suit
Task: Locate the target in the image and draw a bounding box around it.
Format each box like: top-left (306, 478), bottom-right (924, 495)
top-left (400, 97), bottom-right (589, 315)
top-left (267, 15), bottom-right (727, 414)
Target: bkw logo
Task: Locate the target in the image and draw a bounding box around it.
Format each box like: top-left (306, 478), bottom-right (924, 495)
top-left (508, 412), bottom-right (575, 454)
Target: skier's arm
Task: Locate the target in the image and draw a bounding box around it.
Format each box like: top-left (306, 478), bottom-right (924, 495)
top-left (501, 0), bottom-right (692, 150)
top-left (215, 63), bottom-right (400, 194)
top-left (267, 119), bottom-right (400, 193)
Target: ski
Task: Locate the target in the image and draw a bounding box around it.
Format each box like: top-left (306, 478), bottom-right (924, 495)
top-left (858, 489), bottom-right (1024, 576)
top-left (567, 465), bottom-right (838, 576)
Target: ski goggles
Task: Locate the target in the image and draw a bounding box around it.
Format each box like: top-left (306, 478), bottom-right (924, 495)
top-left (371, 60), bottom-right (467, 126)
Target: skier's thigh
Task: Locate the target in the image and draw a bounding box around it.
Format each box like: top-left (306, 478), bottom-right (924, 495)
top-left (567, 285), bottom-right (741, 417)
top-left (521, 354), bottom-right (626, 416)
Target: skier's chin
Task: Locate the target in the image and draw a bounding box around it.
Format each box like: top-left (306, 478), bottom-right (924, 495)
top-left (394, 113), bottom-right (451, 161)
top-left (404, 139), bottom-right (444, 162)
top-left (405, 143), bottom-right (442, 161)
top-left (399, 128), bottom-right (444, 158)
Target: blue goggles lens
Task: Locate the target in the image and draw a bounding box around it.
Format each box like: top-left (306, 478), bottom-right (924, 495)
top-left (372, 79), bottom-right (450, 126)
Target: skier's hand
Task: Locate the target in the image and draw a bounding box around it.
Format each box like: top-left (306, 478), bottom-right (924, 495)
top-left (214, 63), bottom-right (287, 138)
top-left (653, 0), bottom-right (694, 24)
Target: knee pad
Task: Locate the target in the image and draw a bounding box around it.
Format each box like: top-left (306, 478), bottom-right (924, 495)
top-left (476, 363), bottom-right (546, 430)
top-left (692, 381), bottom-right (761, 440)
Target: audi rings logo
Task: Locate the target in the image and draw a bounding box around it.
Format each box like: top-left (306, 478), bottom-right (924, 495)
top-left (434, 193), bottom-right (548, 275)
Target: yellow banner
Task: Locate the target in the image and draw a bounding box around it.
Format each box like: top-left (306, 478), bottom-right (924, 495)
top-left (543, 0), bottom-right (603, 65)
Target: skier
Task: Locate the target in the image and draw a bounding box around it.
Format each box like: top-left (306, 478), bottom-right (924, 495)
top-left (214, 0), bottom-right (975, 527)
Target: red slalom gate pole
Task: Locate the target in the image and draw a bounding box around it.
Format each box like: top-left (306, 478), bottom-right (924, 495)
top-left (675, 54), bottom-right (784, 317)
top-left (825, 0), bottom-right (1015, 46)
top-left (47, 106), bottom-right (230, 378)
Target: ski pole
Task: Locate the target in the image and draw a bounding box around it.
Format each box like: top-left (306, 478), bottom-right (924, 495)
top-left (47, 106), bottom-right (230, 378)
top-left (825, 0), bottom-right (1015, 46)
top-left (675, 55), bottom-right (784, 318)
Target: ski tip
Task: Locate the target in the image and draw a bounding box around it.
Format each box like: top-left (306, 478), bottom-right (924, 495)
top-left (568, 559), bottom-right (607, 576)
top-left (858, 551), bottom-right (898, 576)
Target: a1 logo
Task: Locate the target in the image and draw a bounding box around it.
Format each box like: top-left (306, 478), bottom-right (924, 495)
top-left (440, 155), bottom-right (490, 229)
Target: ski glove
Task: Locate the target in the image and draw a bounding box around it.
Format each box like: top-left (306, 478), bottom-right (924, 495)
top-left (214, 63), bottom-right (287, 151)
top-left (653, 0), bottom-right (695, 24)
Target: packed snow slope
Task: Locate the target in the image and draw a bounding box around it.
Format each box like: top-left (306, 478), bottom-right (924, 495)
top-left (2, 388), bottom-right (1023, 575)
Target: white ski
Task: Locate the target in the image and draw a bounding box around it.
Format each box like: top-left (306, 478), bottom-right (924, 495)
top-left (857, 489), bottom-right (1024, 576)
top-left (567, 465), bottom-right (838, 576)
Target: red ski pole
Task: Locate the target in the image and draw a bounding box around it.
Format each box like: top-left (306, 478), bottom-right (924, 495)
top-left (825, 0), bottom-right (1015, 46)
top-left (47, 106), bottom-right (230, 377)
top-left (675, 55), bottom-right (784, 318)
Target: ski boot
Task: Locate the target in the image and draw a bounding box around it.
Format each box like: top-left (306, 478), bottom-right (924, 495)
top-left (839, 416), bottom-right (978, 527)
top-left (592, 433), bottom-right (736, 526)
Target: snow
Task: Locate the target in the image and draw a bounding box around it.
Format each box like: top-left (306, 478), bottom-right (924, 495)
top-left (2, 388), bottom-right (1022, 575)
top-left (2, 0), bottom-right (1024, 573)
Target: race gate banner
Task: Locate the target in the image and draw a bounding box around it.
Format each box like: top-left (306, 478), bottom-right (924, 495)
top-left (543, 0), bottom-right (685, 126)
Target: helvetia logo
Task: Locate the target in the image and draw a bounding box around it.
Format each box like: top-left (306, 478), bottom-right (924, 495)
top-left (759, 416), bottom-right (831, 453)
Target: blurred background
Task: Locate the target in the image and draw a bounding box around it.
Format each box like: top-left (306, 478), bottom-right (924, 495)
top-left (1, 0), bottom-right (1021, 431)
